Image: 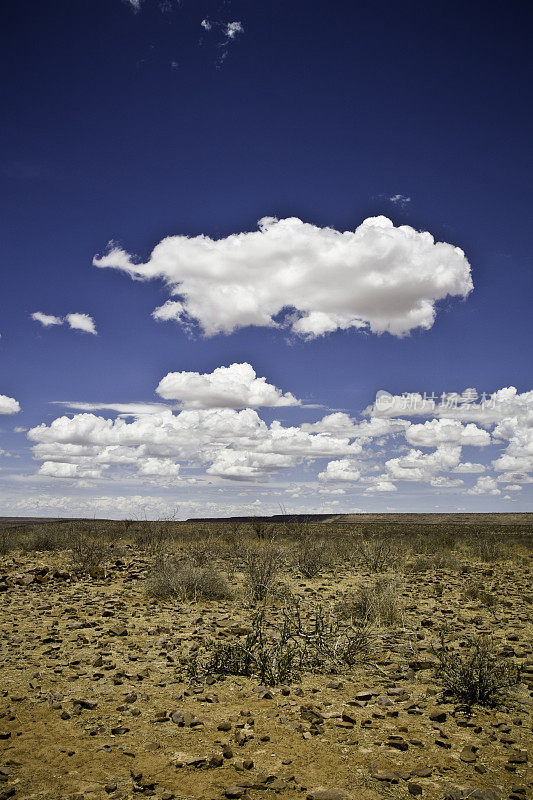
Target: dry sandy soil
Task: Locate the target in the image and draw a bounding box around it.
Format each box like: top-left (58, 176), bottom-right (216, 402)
top-left (0, 518), bottom-right (531, 800)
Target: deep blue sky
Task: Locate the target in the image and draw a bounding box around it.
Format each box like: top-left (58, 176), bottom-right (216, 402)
top-left (1, 0), bottom-right (531, 517)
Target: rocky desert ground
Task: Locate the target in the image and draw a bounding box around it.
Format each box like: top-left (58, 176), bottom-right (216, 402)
top-left (0, 515), bottom-right (531, 800)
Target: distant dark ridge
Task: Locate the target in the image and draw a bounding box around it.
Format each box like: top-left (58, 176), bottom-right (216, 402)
top-left (189, 513), bottom-right (335, 523)
top-left (187, 512), bottom-right (533, 525)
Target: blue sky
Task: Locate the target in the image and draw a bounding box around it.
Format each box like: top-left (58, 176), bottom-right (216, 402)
top-left (1, 0), bottom-right (532, 518)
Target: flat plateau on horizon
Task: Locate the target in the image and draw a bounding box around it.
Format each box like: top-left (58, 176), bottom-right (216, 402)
top-left (1, 511), bottom-right (533, 527)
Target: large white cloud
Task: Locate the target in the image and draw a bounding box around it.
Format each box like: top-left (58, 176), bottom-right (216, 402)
top-left (405, 419), bottom-right (490, 448)
top-left (156, 362), bottom-right (300, 409)
top-left (0, 394), bottom-right (21, 415)
top-left (367, 387), bottom-right (533, 425)
top-left (302, 412), bottom-right (408, 440)
top-left (94, 216), bottom-right (473, 338)
top-left (386, 444), bottom-right (462, 482)
top-left (467, 476), bottom-right (501, 496)
top-left (38, 461), bottom-right (105, 480)
top-left (318, 459), bottom-right (361, 482)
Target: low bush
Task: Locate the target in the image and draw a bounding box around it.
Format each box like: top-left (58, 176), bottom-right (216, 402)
top-left (242, 541), bottom-right (283, 604)
top-left (133, 522), bottom-right (172, 553)
top-left (358, 538), bottom-right (397, 572)
top-left (466, 534), bottom-right (502, 562)
top-left (146, 557), bottom-right (233, 601)
top-left (462, 582), bottom-right (498, 607)
top-left (406, 551), bottom-right (461, 572)
top-left (336, 577), bottom-right (403, 626)
top-left (22, 526), bottom-right (64, 553)
top-left (68, 530), bottom-right (106, 575)
top-left (433, 633), bottom-right (519, 706)
top-left (294, 532), bottom-right (330, 578)
top-left (187, 600), bottom-right (370, 685)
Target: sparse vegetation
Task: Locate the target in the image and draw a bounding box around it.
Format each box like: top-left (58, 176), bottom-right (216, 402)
top-left (68, 528), bottom-right (106, 575)
top-left (0, 513), bottom-right (531, 799)
top-left (358, 537), bottom-right (396, 572)
top-left (336, 576), bottom-right (403, 626)
top-left (462, 581), bottom-right (498, 607)
top-left (433, 633), bottom-right (520, 706)
top-left (294, 529), bottom-right (330, 578)
top-left (188, 600), bottom-right (370, 685)
top-left (242, 540), bottom-right (283, 603)
top-left (146, 557), bottom-right (233, 601)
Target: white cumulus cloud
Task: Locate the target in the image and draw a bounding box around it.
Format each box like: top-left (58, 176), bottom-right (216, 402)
top-left (94, 216), bottom-right (473, 338)
top-left (406, 419), bottom-right (490, 448)
top-left (318, 459), bottom-right (361, 482)
top-left (467, 476), bottom-right (501, 495)
top-left (0, 394), bottom-right (21, 415)
top-left (66, 313), bottom-right (97, 335)
top-left (386, 444), bottom-right (462, 482)
top-left (156, 362), bottom-right (300, 409)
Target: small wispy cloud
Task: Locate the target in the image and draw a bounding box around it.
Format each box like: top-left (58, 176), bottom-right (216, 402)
top-left (124, 0), bottom-right (142, 11)
top-left (388, 194), bottom-right (411, 206)
top-left (32, 312), bottom-right (98, 335)
top-left (31, 312), bottom-right (63, 327)
top-left (224, 21), bottom-right (244, 40)
top-left (200, 18), bottom-right (244, 67)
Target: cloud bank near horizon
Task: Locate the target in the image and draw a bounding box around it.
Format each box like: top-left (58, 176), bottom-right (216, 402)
top-left (21, 363), bottom-right (531, 505)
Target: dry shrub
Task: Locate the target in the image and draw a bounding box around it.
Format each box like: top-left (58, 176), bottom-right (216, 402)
top-left (326, 535), bottom-right (356, 567)
top-left (186, 535), bottom-right (223, 567)
top-left (242, 540), bottom-right (284, 604)
top-left (146, 557), bottom-right (232, 601)
top-left (133, 522), bottom-right (172, 553)
top-left (358, 538), bottom-right (398, 572)
top-left (466, 534), bottom-right (502, 562)
top-left (433, 633), bottom-right (519, 706)
top-left (250, 517), bottom-right (271, 540)
top-left (406, 551), bottom-right (461, 572)
top-left (68, 529), bottom-right (106, 575)
top-left (336, 577), bottom-right (403, 626)
top-left (0, 527), bottom-right (13, 555)
top-left (295, 532), bottom-right (330, 578)
top-left (462, 582), bottom-right (498, 607)
top-left (22, 526), bottom-right (64, 553)
top-left (189, 601), bottom-right (370, 686)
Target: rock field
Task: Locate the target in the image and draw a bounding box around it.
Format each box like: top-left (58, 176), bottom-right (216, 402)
top-left (0, 522), bottom-right (531, 800)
